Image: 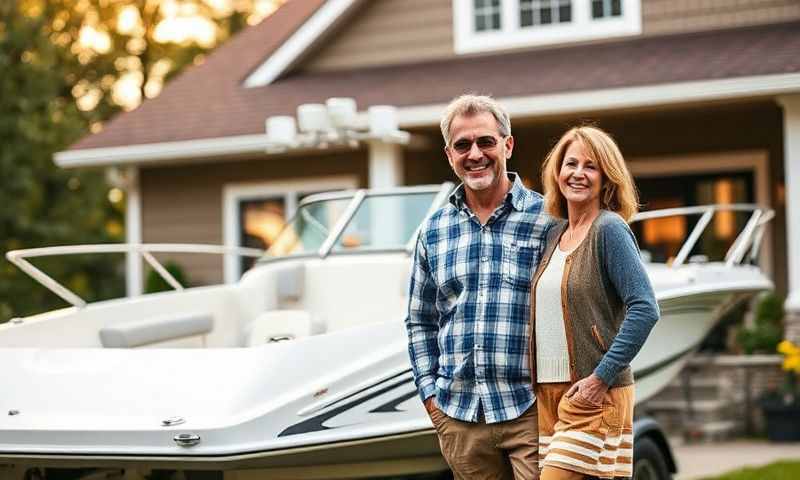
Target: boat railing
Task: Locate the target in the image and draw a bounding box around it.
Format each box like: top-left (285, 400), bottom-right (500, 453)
top-left (630, 204), bottom-right (775, 268)
top-left (5, 244), bottom-right (264, 308)
top-left (5, 203), bottom-right (773, 310)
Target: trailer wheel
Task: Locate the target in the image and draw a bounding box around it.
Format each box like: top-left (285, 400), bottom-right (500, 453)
top-left (633, 436), bottom-right (671, 480)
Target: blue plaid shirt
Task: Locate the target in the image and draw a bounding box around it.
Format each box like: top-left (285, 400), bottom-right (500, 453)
top-left (406, 173), bottom-right (551, 424)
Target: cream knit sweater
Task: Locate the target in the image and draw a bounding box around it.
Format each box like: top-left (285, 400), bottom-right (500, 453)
top-left (534, 246), bottom-right (571, 383)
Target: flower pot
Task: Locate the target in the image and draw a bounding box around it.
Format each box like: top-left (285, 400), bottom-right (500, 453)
top-left (762, 402), bottom-right (800, 442)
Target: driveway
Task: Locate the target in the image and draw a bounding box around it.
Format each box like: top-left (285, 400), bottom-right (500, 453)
top-left (673, 439), bottom-right (800, 479)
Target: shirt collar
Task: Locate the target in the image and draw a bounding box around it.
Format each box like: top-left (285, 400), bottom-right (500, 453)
top-left (449, 172), bottom-right (529, 212)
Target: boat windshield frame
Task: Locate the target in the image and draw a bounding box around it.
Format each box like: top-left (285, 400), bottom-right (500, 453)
top-left (257, 182), bottom-right (455, 264)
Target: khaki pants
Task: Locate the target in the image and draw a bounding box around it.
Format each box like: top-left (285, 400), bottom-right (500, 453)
top-left (430, 405), bottom-right (539, 480)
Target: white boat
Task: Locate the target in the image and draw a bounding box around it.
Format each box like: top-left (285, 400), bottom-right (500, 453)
top-left (0, 183), bottom-right (774, 480)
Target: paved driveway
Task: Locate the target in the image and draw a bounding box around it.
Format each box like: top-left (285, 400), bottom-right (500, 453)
top-left (673, 440), bottom-right (800, 479)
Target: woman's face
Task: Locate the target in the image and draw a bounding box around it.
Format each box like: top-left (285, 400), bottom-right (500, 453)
top-left (558, 140), bottom-right (603, 209)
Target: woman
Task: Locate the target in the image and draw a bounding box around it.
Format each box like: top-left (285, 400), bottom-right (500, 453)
top-left (530, 126), bottom-right (659, 479)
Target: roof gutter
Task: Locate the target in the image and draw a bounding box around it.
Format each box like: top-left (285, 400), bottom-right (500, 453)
top-left (55, 72), bottom-right (800, 169)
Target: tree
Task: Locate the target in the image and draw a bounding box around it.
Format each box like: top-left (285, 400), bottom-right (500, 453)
top-left (0, 0), bottom-right (286, 322)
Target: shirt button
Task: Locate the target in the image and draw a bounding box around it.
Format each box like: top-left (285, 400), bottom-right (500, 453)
top-left (481, 256), bottom-right (488, 262)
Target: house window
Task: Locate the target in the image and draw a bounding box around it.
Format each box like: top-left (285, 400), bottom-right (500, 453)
top-left (453, 0), bottom-right (641, 54)
top-left (223, 176), bottom-right (358, 283)
top-left (238, 196), bottom-right (288, 274)
top-left (592, 0), bottom-right (622, 19)
top-left (520, 0), bottom-right (571, 28)
top-left (474, 0), bottom-right (502, 31)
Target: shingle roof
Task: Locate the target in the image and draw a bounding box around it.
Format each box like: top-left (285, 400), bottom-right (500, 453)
top-left (70, 11), bottom-right (800, 151)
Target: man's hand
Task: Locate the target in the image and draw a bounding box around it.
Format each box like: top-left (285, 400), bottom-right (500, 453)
top-left (566, 373), bottom-right (609, 406)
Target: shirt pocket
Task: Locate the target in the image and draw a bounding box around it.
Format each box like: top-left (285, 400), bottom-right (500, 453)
top-left (502, 240), bottom-right (539, 289)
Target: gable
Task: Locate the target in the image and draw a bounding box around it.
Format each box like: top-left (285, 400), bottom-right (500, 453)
top-left (299, 0), bottom-right (454, 73)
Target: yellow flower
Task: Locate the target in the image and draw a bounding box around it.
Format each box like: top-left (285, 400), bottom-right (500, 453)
top-left (778, 340), bottom-right (800, 374)
top-left (778, 340), bottom-right (800, 356)
top-left (785, 355), bottom-right (800, 374)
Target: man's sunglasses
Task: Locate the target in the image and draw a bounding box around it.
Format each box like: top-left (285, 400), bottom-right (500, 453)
top-left (450, 136), bottom-right (504, 154)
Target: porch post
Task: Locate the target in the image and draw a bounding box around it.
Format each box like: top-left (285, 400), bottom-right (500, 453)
top-left (778, 94), bottom-right (800, 343)
top-left (368, 141), bottom-right (404, 246)
top-left (124, 167), bottom-right (143, 297)
top-left (368, 141), bottom-right (404, 188)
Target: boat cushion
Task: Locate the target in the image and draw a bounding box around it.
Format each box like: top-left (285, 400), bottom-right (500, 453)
top-left (100, 313), bottom-right (214, 348)
top-left (245, 310), bottom-right (324, 346)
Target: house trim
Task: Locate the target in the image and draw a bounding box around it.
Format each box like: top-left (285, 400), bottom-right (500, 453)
top-left (55, 72), bottom-right (800, 168)
top-left (453, 0), bottom-right (642, 54)
top-left (222, 175), bottom-right (359, 283)
top-left (243, 0), bottom-right (365, 87)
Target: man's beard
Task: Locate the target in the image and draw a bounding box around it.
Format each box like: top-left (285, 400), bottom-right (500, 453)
top-left (463, 168), bottom-right (496, 191)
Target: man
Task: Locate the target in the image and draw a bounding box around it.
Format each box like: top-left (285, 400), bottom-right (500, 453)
top-left (405, 94), bottom-right (551, 479)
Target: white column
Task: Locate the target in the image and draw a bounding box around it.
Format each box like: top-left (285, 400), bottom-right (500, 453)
top-left (368, 141), bottom-right (404, 247)
top-left (124, 167), bottom-right (143, 297)
top-left (368, 141), bottom-right (404, 188)
top-left (778, 95), bottom-right (800, 342)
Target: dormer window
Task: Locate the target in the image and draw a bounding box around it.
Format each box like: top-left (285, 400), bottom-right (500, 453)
top-left (592, 0), bottom-right (622, 19)
top-left (520, 0), bottom-right (572, 27)
top-left (475, 0), bottom-right (502, 31)
top-left (453, 0), bottom-right (641, 54)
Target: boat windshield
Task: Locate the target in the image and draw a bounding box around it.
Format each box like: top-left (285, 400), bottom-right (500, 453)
top-left (262, 184), bottom-right (450, 260)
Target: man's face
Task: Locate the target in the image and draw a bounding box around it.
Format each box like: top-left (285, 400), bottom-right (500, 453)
top-left (445, 112), bottom-right (513, 193)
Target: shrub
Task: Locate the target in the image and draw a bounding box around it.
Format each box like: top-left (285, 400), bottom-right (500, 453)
top-left (144, 261), bottom-right (189, 293)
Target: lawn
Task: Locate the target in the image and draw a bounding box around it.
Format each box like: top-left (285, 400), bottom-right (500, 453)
top-left (701, 461), bottom-right (800, 479)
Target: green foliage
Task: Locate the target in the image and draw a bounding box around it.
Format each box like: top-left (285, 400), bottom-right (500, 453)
top-left (736, 293), bottom-right (784, 355)
top-left (144, 261), bottom-right (188, 294)
top-left (700, 461), bottom-right (800, 480)
top-left (0, 2), bottom-right (124, 319)
top-left (0, 1), bottom-right (268, 322)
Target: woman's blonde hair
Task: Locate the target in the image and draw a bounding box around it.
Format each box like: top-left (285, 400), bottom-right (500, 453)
top-left (541, 126), bottom-right (639, 221)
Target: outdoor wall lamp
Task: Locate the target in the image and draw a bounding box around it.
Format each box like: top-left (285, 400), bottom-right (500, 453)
top-left (264, 97), bottom-right (410, 153)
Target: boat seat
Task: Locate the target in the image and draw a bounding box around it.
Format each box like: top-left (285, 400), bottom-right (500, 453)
top-left (245, 310), bottom-right (325, 347)
top-left (99, 312), bottom-right (214, 348)
top-left (277, 263), bottom-right (304, 305)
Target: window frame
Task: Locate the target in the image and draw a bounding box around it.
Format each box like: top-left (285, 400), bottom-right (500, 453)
top-left (222, 175), bottom-right (358, 283)
top-left (453, 0), bottom-right (641, 54)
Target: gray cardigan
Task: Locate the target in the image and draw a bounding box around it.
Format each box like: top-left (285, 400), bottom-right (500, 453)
top-left (529, 210), bottom-right (660, 387)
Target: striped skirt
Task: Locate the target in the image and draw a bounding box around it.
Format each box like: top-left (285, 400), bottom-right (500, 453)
top-left (535, 382), bottom-right (635, 479)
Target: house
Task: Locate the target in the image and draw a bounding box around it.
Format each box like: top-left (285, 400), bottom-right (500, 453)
top-left (55, 0), bottom-right (800, 341)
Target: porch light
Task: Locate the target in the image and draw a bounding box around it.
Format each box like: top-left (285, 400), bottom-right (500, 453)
top-left (265, 98), bottom-right (410, 153)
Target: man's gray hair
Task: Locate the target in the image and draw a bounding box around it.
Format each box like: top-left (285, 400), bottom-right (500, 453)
top-left (440, 94), bottom-right (511, 146)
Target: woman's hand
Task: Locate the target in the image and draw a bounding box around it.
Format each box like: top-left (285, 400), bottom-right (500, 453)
top-left (566, 373), bottom-right (609, 406)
